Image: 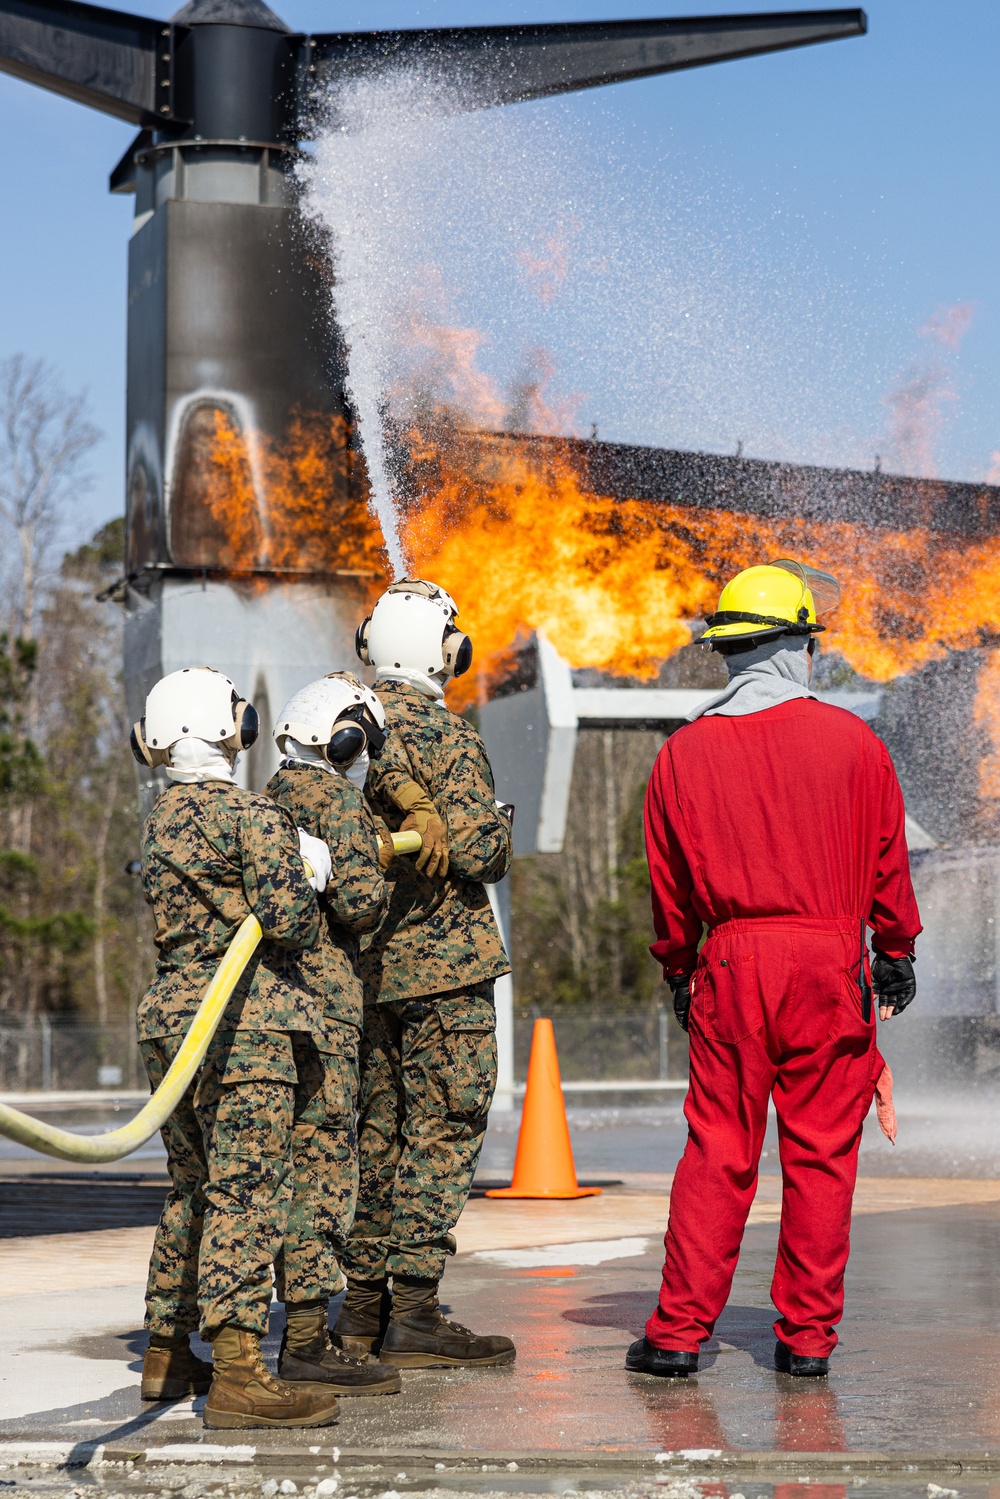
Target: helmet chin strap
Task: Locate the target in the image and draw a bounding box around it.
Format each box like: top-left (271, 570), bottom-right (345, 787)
top-left (376, 666), bottom-right (446, 701)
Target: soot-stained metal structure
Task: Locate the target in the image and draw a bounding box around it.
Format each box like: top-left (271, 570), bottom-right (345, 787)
top-left (497, 432), bottom-right (1000, 537)
top-left (0, 0), bottom-right (866, 773)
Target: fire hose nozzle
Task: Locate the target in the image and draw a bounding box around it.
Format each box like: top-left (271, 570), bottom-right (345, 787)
top-left (391, 829), bottom-right (423, 855)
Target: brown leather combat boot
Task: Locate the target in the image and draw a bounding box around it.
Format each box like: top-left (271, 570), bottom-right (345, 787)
top-left (141, 1334), bottom-right (213, 1400)
top-left (331, 1277), bottom-right (391, 1356)
top-left (279, 1300), bottom-right (401, 1395)
top-left (203, 1328), bottom-right (340, 1430)
top-left (379, 1276), bottom-right (516, 1368)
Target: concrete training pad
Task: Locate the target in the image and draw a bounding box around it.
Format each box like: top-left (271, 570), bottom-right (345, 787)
top-left (1, 1190), bottom-right (999, 1462)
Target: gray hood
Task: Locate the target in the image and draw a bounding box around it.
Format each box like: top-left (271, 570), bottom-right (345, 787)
top-left (688, 636), bottom-right (814, 720)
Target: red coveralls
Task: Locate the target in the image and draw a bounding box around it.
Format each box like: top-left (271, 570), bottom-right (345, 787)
top-left (644, 697), bottom-right (921, 1358)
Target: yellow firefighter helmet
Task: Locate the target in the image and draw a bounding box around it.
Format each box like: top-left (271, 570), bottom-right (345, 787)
top-left (700, 560), bottom-right (841, 647)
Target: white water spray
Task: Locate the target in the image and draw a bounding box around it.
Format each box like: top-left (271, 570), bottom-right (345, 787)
top-left (300, 61), bottom-right (921, 576)
top-left (301, 69), bottom-right (477, 577)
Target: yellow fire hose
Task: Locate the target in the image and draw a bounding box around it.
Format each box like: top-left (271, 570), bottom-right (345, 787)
top-left (0, 830), bottom-right (423, 1163)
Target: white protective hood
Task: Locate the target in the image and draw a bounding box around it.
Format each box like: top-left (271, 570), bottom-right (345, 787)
top-left (165, 737), bottom-right (238, 785)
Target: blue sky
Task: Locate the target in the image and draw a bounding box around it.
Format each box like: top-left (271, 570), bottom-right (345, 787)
top-left (1, 0), bottom-right (997, 544)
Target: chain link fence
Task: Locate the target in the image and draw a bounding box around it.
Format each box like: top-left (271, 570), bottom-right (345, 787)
top-left (0, 1005), bottom-right (689, 1093)
top-left (514, 1004), bottom-right (688, 1083)
top-left (0, 1023), bottom-right (143, 1093)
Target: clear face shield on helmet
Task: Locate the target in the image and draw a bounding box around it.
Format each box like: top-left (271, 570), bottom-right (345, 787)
top-left (772, 559), bottom-right (842, 623)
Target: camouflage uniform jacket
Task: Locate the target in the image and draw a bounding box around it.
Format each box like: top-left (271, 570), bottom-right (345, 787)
top-left (137, 782), bottom-right (321, 1042)
top-left (266, 765), bottom-right (389, 1032)
top-left (362, 679), bottom-right (513, 1004)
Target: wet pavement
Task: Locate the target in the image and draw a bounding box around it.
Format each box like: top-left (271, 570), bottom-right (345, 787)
top-left (2, 1198), bottom-right (999, 1462)
top-left (5, 1087), bottom-right (1000, 1180)
top-left (485, 1090), bottom-right (1000, 1182)
top-left (0, 1478), bottom-right (989, 1499)
top-left (2, 1093), bottom-right (1000, 1498)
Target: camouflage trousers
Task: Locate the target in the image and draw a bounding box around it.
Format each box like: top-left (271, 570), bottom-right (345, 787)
top-left (141, 1023), bottom-right (359, 1340)
top-left (342, 983), bottom-right (496, 1282)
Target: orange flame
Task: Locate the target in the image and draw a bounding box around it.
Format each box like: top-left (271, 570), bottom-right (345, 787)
top-left (397, 430), bottom-right (1000, 707)
top-left (193, 408), bottom-right (1000, 719)
top-left (199, 408), bottom-right (386, 580)
top-left (391, 287), bottom-right (580, 435)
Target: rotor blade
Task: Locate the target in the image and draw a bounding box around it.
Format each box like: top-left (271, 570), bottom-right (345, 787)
top-left (303, 10), bottom-right (866, 119)
top-left (0, 0), bottom-right (172, 124)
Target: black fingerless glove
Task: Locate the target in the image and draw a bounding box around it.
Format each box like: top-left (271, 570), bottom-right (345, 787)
top-left (667, 973), bottom-right (693, 1033)
top-left (871, 951), bottom-right (916, 1014)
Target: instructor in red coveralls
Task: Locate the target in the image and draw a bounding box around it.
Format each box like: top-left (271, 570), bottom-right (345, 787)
top-left (627, 560), bottom-right (921, 1382)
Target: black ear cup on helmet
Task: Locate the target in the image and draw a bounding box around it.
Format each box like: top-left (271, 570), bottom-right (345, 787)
top-left (232, 699), bottom-right (259, 750)
top-left (130, 719), bottom-right (154, 768)
top-left (453, 634), bottom-right (473, 677)
top-left (355, 618), bottom-right (372, 665)
top-left (325, 722), bottom-right (367, 767)
top-left (338, 703), bottom-right (387, 758)
top-left (443, 629), bottom-right (473, 678)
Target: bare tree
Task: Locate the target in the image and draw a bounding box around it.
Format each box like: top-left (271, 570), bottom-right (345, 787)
top-left (91, 753), bottom-right (121, 1026)
top-left (0, 517), bottom-right (152, 1048)
top-left (513, 729), bottom-right (665, 1009)
top-left (0, 356), bottom-right (100, 854)
top-left (0, 356), bottom-right (100, 641)
top-left (561, 731), bottom-right (661, 1000)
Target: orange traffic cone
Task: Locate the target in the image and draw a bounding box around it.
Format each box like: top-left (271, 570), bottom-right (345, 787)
top-left (486, 1018), bottom-right (601, 1200)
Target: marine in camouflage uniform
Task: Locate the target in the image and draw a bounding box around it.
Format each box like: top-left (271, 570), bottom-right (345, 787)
top-left (341, 678), bottom-right (513, 1299)
top-left (264, 765), bottom-right (388, 1305)
top-left (139, 781), bottom-right (325, 1344)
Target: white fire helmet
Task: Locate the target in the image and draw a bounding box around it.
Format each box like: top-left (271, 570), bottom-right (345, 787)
top-left (274, 672), bottom-right (387, 768)
top-left (356, 579), bottom-right (472, 680)
top-left (130, 667), bottom-right (259, 769)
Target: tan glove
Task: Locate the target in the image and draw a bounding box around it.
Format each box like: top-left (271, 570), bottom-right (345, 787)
top-left (375, 821), bottom-right (395, 873)
top-left (393, 777), bottom-right (449, 879)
